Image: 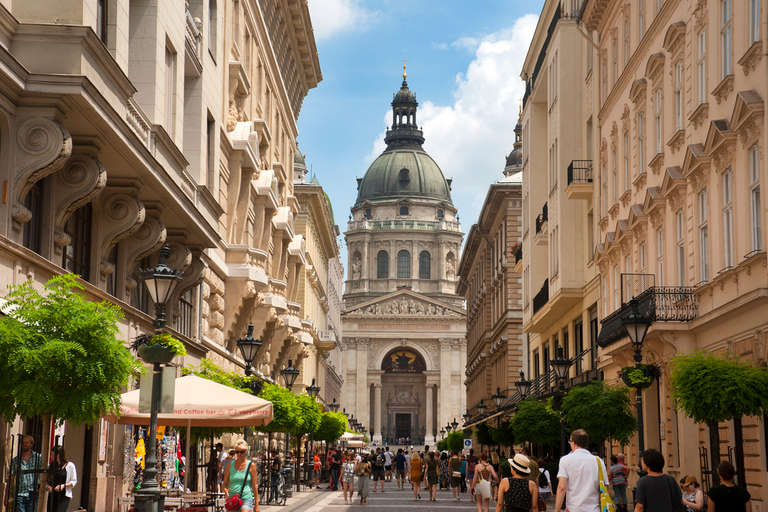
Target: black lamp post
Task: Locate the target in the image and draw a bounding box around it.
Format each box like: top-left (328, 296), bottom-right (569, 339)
top-left (515, 371), bottom-right (532, 400)
top-left (135, 245), bottom-right (183, 512)
top-left (622, 301), bottom-right (652, 456)
top-left (445, 423), bottom-right (452, 433)
top-left (328, 398), bottom-right (340, 412)
top-left (237, 323), bottom-right (263, 443)
top-left (280, 358), bottom-right (300, 480)
top-left (440, 428), bottom-right (445, 439)
top-left (451, 418), bottom-right (459, 431)
top-left (463, 412), bottom-right (472, 425)
top-left (476, 399), bottom-right (488, 417)
top-left (304, 378), bottom-right (321, 492)
top-left (550, 348), bottom-right (573, 456)
top-left (492, 387), bottom-right (507, 408)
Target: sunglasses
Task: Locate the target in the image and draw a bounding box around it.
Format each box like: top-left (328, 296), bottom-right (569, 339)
top-left (235, 450), bottom-right (246, 454)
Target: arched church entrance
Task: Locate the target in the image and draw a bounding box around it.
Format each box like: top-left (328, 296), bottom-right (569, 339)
top-left (380, 347), bottom-right (427, 445)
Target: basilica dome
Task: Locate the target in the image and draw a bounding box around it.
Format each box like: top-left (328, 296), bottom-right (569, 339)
top-left (355, 68), bottom-right (453, 207)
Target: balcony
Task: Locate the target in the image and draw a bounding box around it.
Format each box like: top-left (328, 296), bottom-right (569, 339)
top-left (513, 243), bottom-right (523, 273)
top-left (566, 160), bottom-right (593, 200)
top-left (184, 9), bottom-right (203, 77)
top-left (597, 273), bottom-right (699, 347)
top-left (525, 277), bottom-right (583, 333)
top-left (346, 219), bottom-right (461, 232)
top-left (532, 278), bottom-right (549, 315)
top-left (534, 203), bottom-right (548, 245)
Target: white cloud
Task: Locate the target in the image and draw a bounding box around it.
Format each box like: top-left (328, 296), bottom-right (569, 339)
top-left (364, 14), bottom-right (539, 225)
top-left (307, 0), bottom-right (378, 42)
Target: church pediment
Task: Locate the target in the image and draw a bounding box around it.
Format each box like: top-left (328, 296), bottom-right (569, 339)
top-left (344, 289), bottom-right (465, 318)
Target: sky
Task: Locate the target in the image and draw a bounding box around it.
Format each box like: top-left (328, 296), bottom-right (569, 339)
top-left (298, 0), bottom-right (545, 267)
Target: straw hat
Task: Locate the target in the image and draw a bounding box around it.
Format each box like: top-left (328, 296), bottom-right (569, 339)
top-left (683, 475), bottom-right (699, 486)
top-left (509, 454), bottom-right (531, 474)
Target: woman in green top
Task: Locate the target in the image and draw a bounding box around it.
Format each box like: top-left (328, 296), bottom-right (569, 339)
top-left (223, 440), bottom-right (259, 512)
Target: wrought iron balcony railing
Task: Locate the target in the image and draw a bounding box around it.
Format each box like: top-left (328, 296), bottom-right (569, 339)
top-left (535, 203), bottom-right (548, 234)
top-left (597, 274), bottom-right (699, 347)
top-left (532, 278), bottom-right (549, 315)
top-left (567, 160), bottom-right (593, 185)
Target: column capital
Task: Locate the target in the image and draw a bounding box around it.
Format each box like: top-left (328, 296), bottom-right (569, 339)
top-left (373, 382), bottom-right (382, 389)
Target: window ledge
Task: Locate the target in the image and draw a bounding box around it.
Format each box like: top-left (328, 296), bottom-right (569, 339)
top-left (711, 75), bottom-right (734, 105)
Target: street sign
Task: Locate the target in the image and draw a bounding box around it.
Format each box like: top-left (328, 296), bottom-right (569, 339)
top-left (463, 439), bottom-right (472, 449)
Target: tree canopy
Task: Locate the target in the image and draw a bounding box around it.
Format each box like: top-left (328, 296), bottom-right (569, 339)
top-left (256, 382), bottom-right (298, 434)
top-left (445, 430), bottom-right (465, 452)
top-left (489, 420), bottom-right (514, 447)
top-left (670, 351), bottom-right (768, 423)
top-left (314, 412), bottom-right (347, 444)
top-left (510, 398), bottom-right (560, 446)
top-left (288, 393), bottom-right (322, 440)
top-left (475, 422), bottom-right (494, 447)
top-left (0, 274), bottom-right (140, 425)
top-left (561, 380), bottom-right (637, 445)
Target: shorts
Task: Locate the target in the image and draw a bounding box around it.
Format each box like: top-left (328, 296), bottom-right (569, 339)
top-left (372, 469), bottom-right (385, 481)
top-left (313, 469), bottom-right (320, 479)
top-left (385, 465), bottom-right (392, 472)
top-left (240, 498), bottom-right (253, 511)
top-left (396, 469), bottom-right (405, 479)
top-left (342, 473), bottom-right (354, 484)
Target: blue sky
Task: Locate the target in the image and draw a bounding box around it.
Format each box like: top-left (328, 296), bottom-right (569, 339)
top-left (299, 0), bottom-right (544, 265)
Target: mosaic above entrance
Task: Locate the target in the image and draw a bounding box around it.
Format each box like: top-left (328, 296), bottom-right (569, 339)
top-left (382, 349), bottom-right (427, 373)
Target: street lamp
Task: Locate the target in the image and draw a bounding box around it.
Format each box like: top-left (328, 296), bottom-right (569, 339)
top-left (306, 378), bottom-right (320, 398)
top-left (328, 398), bottom-right (341, 412)
top-left (515, 371), bottom-right (532, 400)
top-left (445, 423), bottom-right (452, 433)
top-left (135, 245), bottom-right (183, 512)
top-left (463, 411), bottom-right (472, 425)
top-left (304, 378), bottom-right (321, 491)
top-left (550, 348), bottom-right (573, 456)
top-left (622, 301), bottom-right (652, 455)
top-left (280, 358), bottom-right (300, 482)
top-left (440, 428), bottom-right (445, 439)
top-left (451, 418), bottom-right (459, 431)
top-left (237, 323), bottom-right (263, 442)
top-left (476, 399), bottom-right (488, 416)
top-left (492, 387), bottom-right (507, 408)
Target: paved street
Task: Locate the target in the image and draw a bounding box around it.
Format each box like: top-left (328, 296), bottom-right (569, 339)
top-left (279, 481), bottom-right (484, 512)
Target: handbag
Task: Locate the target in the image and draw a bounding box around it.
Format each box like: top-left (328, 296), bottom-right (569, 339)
top-left (452, 471), bottom-right (462, 477)
top-left (537, 496), bottom-right (547, 512)
top-left (224, 461), bottom-right (251, 511)
top-left (596, 457), bottom-right (616, 512)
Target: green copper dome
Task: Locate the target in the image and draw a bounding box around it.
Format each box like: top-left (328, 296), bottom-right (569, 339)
top-left (355, 70), bottom-right (453, 207)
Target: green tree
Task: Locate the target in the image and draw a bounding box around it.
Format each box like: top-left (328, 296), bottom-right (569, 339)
top-left (445, 430), bottom-right (465, 452)
top-left (475, 422), bottom-right (494, 448)
top-left (670, 351), bottom-right (768, 484)
top-left (561, 380), bottom-right (637, 447)
top-left (489, 420), bottom-right (514, 447)
top-left (288, 394), bottom-right (322, 453)
top-left (314, 412), bottom-right (347, 445)
top-left (510, 398), bottom-right (560, 446)
top-left (256, 382), bottom-right (298, 434)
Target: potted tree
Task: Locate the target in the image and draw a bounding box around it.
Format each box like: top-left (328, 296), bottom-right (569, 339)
top-left (619, 364), bottom-right (660, 389)
top-left (132, 332), bottom-right (187, 364)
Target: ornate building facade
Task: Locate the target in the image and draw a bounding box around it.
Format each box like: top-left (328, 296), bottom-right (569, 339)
top-left (0, 0), bottom-right (323, 509)
top-left (457, 114), bottom-right (525, 429)
top-left (341, 69), bottom-right (466, 446)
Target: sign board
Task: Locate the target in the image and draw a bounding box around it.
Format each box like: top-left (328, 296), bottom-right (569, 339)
top-left (463, 439), bottom-right (472, 449)
top-left (139, 367), bottom-right (177, 414)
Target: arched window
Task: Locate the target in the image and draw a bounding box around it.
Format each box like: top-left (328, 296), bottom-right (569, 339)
top-left (377, 251), bottom-right (389, 279)
top-left (419, 251), bottom-right (431, 279)
top-left (397, 250), bottom-right (411, 278)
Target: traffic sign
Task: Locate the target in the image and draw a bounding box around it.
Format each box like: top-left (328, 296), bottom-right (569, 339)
top-left (463, 439), bottom-right (472, 449)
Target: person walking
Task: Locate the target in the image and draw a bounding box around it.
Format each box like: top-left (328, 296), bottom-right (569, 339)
top-left (634, 449), bottom-right (682, 512)
top-left (329, 447), bottom-right (341, 491)
top-left (356, 453), bottom-right (372, 505)
top-left (537, 458), bottom-right (551, 503)
top-left (311, 451), bottom-right (321, 489)
top-left (410, 451), bottom-right (423, 500)
top-left (610, 455), bottom-right (629, 512)
top-left (372, 447), bottom-right (386, 492)
top-left (393, 449), bottom-right (408, 489)
top-left (384, 446), bottom-right (394, 482)
top-left (10, 435), bottom-right (42, 512)
top-left (222, 440), bottom-right (259, 512)
top-left (520, 447), bottom-right (539, 485)
top-left (449, 450), bottom-right (462, 501)
top-left (682, 475), bottom-right (706, 512)
top-left (496, 454), bottom-right (538, 512)
top-left (467, 448), bottom-right (479, 499)
top-left (707, 461), bottom-right (752, 512)
top-left (554, 429), bottom-right (609, 512)
top-left (424, 451), bottom-right (439, 501)
top-left (460, 454), bottom-right (468, 493)
top-left (341, 451), bottom-right (356, 505)
top-left (440, 451), bottom-right (450, 490)
top-left (472, 453), bottom-right (499, 512)
top-left (45, 446), bottom-right (77, 512)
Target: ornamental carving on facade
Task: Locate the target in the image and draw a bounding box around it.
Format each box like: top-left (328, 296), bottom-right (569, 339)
top-left (738, 41), bottom-right (763, 76)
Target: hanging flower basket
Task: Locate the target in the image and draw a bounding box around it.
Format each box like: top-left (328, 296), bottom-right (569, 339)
top-left (132, 332), bottom-right (187, 364)
top-left (138, 344), bottom-right (176, 364)
top-left (619, 364), bottom-right (660, 389)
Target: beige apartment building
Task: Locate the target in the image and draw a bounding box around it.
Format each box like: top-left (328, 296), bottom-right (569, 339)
top-left (578, 0), bottom-right (768, 495)
top-left (0, 0), bottom-right (323, 509)
top-left (457, 116), bottom-right (525, 426)
top-left (519, 0), bottom-right (605, 449)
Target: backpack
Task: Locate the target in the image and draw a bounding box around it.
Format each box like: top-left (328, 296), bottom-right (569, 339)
top-left (375, 452), bottom-right (385, 468)
top-left (468, 459), bottom-right (477, 475)
top-left (538, 469), bottom-right (548, 488)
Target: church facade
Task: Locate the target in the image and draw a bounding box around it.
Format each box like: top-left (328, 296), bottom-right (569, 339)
top-left (341, 69), bottom-right (467, 446)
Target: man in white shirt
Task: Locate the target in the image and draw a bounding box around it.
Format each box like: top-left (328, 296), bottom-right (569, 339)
top-left (384, 446), bottom-right (394, 481)
top-left (554, 429), bottom-right (609, 512)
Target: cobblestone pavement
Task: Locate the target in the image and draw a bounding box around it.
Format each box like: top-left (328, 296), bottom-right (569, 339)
top-left (276, 480), bottom-right (488, 512)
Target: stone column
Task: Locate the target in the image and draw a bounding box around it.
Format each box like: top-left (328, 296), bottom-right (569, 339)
top-left (356, 339), bottom-right (369, 430)
top-left (439, 339), bottom-right (452, 431)
top-left (373, 383), bottom-right (383, 444)
top-left (425, 384), bottom-right (435, 445)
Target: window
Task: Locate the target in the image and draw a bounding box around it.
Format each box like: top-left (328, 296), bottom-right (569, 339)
top-left (22, 181), bottom-right (43, 255)
top-left (675, 62), bottom-right (683, 130)
top-left (612, 40), bottom-right (618, 86)
top-left (721, 0), bottom-right (732, 77)
top-left (206, 115), bottom-right (215, 189)
top-left (623, 132), bottom-right (630, 191)
top-left (655, 89), bottom-right (663, 153)
top-left (364, 208), bottom-right (372, 219)
top-left (574, 321), bottom-right (584, 374)
top-left (165, 44), bottom-right (176, 136)
top-left (750, 0), bottom-right (760, 44)
top-left (176, 287), bottom-right (194, 338)
top-left (602, 164), bottom-right (608, 217)
top-left (208, 0), bottom-right (217, 57)
top-left (676, 210), bottom-right (685, 285)
top-left (638, 112), bottom-right (645, 173)
top-left (698, 190), bottom-right (709, 282)
top-left (397, 250), bottom-right (411, 279)
top-left (603, 277), bottom-right (610, 316)
top-left (97, 0), bottom-right (107, 43)
top-left (437, 209), bottom-right (444, 219)
top-left (613, 266), bottom-right (620, 309)
top-left (233, 0), bottom-right (240, 48)
top-left (551, 227), bottom-right (559, 276)
top-left (750, 145), bottom-right (762, 251)
top-left (656, 0), bottom-right (662, 14)
top-left (601, 57), bottom-right (607, 104)
top-left (696, 31), bottom-right (707, 105)
top-left (639, 0), bottom-right (645, 39)
top-left (533, 349), bottom-right (540, 378)
top-left (625, 254), bottom-right (632, 273)
top-left (589, 306), bottom-right (599, 369)
top-left (106, 245), bottom-right (117, 297)
top-left (419, 251), bottom-right (431, 279)
top-left (640, 242), bottom-right (647, 272)
top-left (377, 251), bottom-right (389, 278)
top-left (612, 149), bottom-right (618, 204)
top-left (624, 18), bottom-right (630, 67)
top-left (723, 170), bottom-right (734, 268)
top-left (399, 206), bottom-right (409, 216)
top-left (62, 203), bottom-right (93, 281)
top-left (657, 228), bottom-right (664, 285)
